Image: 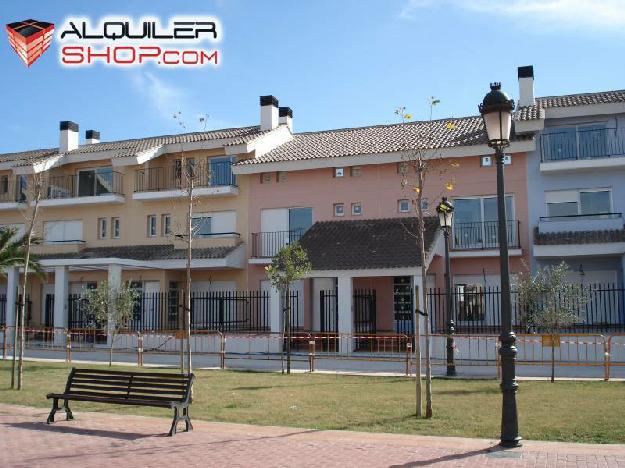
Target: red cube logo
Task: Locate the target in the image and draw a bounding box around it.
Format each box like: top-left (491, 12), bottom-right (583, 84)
top-left (6, 19), bottom-right (54, 67)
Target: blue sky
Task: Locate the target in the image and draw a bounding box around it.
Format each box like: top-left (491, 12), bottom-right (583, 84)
top-left (1, 0), bottom-right (624, 153)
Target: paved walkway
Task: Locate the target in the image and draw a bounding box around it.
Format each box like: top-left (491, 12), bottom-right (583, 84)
top-left (1, 404), bottom-right (624, 467)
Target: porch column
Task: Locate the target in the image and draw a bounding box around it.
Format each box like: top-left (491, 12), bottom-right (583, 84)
top-left (337, 275), bottom-right (354, 353)
top-left (5, 267), bottom-right (19, 331)
top-left (107, 264), bottom-right (122, 347)
top-left (53, 266), bottom-right (69, 345)
top-left (268, 285), bottom-right (282, 333)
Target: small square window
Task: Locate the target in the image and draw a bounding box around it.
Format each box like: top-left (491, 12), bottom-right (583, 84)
top-left (350, 166), bottom-right (362, 177)
top-left (351, 202), bottom-right (362, 216)
top-left (260, 173), bottom-right (272, 184)
top-left (97, 218), bottom-right (107, 239)
top-left (397, 162), bottom-right (408, 174)
top-left (480, 156), bottom-right (492, 167)
top-left (111, 217), bottom-right (120, 239)
top-left (162, 214), bottom-right (172, 236)
top-left (398, 199), bottom-right (410, 213)
top-left (334, 168), bottom-right (345, 178)
top-left (277, 171), bottom-right (288, 182)
top-left (503, 155), bottom-right (512, 165)
top-left (333, 203), bottom-right (345, 217)
top-left (421, 198), bottom-right (429, 211)
top-left (147, 215), bottom-right (157, 237)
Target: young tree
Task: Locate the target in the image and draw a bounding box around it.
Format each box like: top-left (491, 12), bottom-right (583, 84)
top-left (84, 281), bottom-right (139, 366)
top-left (266, 242), bottom-right (311, 374)
top-left (12, 170), bottom-right (45, 390)
top-left (396, 99), bottom-right (458, 418)
top-left (516, 262), bottom-right (586, 382)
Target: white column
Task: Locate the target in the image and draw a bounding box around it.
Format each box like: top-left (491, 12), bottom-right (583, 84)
top-left (5, 267), bottom-right (19, 331)
top-left (107, 264), bottom-right (122, 347)
top-left (269, 285), bottom-right (282, 333)
top-left (337, 275), bottom-right (354, 353)
top-left (53, 266), bottom-right (69, 345)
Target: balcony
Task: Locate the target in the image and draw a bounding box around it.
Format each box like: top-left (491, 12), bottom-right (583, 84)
top-left (40, 171), bottom-right (124, 207)
top-left (452, 220), bottom-right (521, 252)
top-left (133, 160), bottom-right (238, 200)
top-left (538, 213), bottom-right (623, 234)
top-left (250, 230), bottom-right (304, 260)
top-left (540, 127), bottom-right (625, 172)
top-left (0, 178), bottom-right (26, 210)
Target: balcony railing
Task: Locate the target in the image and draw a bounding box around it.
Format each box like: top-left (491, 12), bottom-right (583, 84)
top-left (452, 220), bottom-right (520, 250)
top-left (251, 230), bottom-right (305, 258)
top-left (134, 160), bottom-right (236, 192)
top-left (540, 127), bottom-right (625, 162)
top-left (0, 177), bottom-right (27, 203)
top-left (538, 212), bottom-right (623, 234)
top-left (44, 171), bottom-right (124, 200)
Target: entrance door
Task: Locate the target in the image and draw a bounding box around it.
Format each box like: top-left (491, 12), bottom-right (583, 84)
top-left (41, 284), bottom-right (55, 327)
top-left (260, 208), bottom-right (289, 256)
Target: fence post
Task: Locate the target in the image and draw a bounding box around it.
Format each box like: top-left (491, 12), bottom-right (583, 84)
top-left (137, 333), bottom-right (144, 367)
top-left (220, 334), bottom-right (226, 369)
top-left (65, 330), bottom-right (71, 363)
top-left (308, 340), bottom-right (315, 372)
top-left (405, 342), bottom-right (412, 376)
top-left (604, 337), bottom-right (611, 382)
top-left (496, 341), bottom-right (501, 380)
top-left (2, 326), bottom-right (6, 360)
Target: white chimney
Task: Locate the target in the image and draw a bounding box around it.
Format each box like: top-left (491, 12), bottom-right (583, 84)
top-left (85, 129), bottom-right (100, 145)
top-left (59, 121), bottom-right (79, 153)
top-left (518, 65), bottom-right (535, 107)
top-left (260, 95), bottom-right (279, 131)
top-left (278, 106), bottom-right (293, 132)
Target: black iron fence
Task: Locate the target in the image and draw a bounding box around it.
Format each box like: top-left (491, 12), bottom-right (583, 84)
top-left (44, 294), bottom-right (54, 327)
top-left (452, 220), bottom-right (520, 250)
top-left (0, 294), bottom-right (6, 325)
top-left (428, 283), bottom-right (625, 334)
top-left (45, 171), bottom-right (123, 199)
top-left (190, 290), bottom-right (269, 332)
top-left (540, 127), bottom-right (625, 162)
top-left (354, 289), bottom-right (376, 334)
top-left (134, 160), bottom-right (236, 192)
top-left (320, 289), bottom-right (338, 333)
top-left (251, 230), bottom-right (305, 258)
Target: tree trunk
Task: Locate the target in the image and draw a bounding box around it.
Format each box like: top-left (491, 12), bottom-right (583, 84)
top-left (551, 334), bottom-right (556, 383)
top-left (286, 285), bottom-right (291, 374)
top-left (109, 333), bottom-right (115, 367)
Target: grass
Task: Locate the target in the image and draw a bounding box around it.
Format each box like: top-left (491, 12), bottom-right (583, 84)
top-left (1, 360), bottom-right (624, 443)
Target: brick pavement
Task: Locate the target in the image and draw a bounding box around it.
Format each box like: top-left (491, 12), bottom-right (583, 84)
top-left (0, 404), bottom-right (624, 467)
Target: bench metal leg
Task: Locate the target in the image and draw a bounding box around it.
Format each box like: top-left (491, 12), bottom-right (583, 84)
top-left (63, 400), bottom-right (74, 421)
top-left (168, 406), bottom-right (179, 436)
top-left (47, 398), bottom-right (60, 424)
top-left (183, 406), bottom-right (193, 432)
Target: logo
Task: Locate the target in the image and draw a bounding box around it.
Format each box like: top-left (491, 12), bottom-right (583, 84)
top-left (6, 19), bottom-right (55, 67)
top-left (57, 16), bottom-right (221, 68)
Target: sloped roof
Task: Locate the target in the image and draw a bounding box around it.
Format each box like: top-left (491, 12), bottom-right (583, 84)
top-left (533, 227), bottom-right (625, 245)
top-left (37, 244), bottom-right (238, 261)
top-left (515, 89), bottom-right (625, 121)
top-left (298, 217), bottom-right (440, 271)
top-left (238, 116), bottom-right (530, 166)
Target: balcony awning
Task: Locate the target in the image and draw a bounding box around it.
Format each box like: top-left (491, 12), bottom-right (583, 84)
top-left (298, 217), bottom-right (441, 272)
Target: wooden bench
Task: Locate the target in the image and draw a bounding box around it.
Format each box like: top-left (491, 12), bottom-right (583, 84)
top-left (46, 367), bottom-right (195, 436)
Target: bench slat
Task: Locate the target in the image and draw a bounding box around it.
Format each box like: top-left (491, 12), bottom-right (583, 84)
top-left (47, 393), bottom-right (174, 407)
top-left (74, 369), bottom-right (189, 379)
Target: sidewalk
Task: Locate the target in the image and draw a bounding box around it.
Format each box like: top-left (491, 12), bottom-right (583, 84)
top-left (1, 404), bottom-right (624, 467)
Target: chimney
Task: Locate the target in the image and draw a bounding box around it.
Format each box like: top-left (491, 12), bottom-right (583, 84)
top-left (260, 95), bottom-right (279, 131)
top-left (85, 130), bottom-right (100, 144)
top-left (279, 107), bottom-right (293, 132)
top-left (59, 121), bottom-right (79, 152)
top-left (517, 65), bottom-right (535, 107)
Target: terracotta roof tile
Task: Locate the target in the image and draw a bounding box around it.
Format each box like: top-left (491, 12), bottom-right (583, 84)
top-left (534, 227), bottom-right (625, 245)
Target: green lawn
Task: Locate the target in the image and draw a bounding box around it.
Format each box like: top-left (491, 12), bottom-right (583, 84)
top-left (1, 361), bottom-right (624, 443)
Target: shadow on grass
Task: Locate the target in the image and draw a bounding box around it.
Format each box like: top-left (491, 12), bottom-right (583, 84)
top-left (231, 378), bottom-right (409, 391)
top-left (434, 388), bottom-right (499, 396)
top-left (6, 421), bottom-right (154, 441)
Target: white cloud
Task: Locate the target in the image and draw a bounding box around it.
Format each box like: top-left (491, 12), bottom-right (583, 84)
top-left (400, 0), bottom-right (625, 29)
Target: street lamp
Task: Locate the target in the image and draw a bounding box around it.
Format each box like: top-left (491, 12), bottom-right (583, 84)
top-left (436, 197), bottom-right (456, 377)
top-left (479, 82), bottom-right (521, 448)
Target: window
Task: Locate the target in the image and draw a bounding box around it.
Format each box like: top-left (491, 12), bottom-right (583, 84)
top-left (210, 156), bottom-right (235, 186)
top-left (260, 173), bottom-right (272, 183)
top-left (351, 202), bottom-right (362, 216)
top-left (289, 207), bottom-right (313, 238)
top-left (333, 203), bottom-right (345, 217)
top-left (397, 162), bottom-right (407, 174)
top-left (398, 199), bottom-right (410, 213)
top-left (350, 166), bottom-right (362, 177)
top-left (43, 220), bottom-right (83, 243)
top-left (147, 215), bottom-right (157, 237)
top-left (0, 175), bottom-right (8, 194)
top-left (16, 175), bottom-right (27, 202)
top-left (334, 168), bottom-right (344, 178)
top-left (546, 189), bottom-right (612, 217)
top-left (78, 167), bottom-right (114, 196)
top-left (174, 158), bottom-right (196, 182)
top-left (97, 218), bottom-right (107, 239)
top-left (162, 214), bottom-right (172, 236)
top-left (543, 123), bottom-right (608, 161)
top-left (452, 196), bottom-right (515, 249)
top-left (421, 198), bottom-right (429, 211)
top-left (277, 171), bottom-right (288, 182)
top-left (112, 217), bottom-right (120, 239)
top-left (192, 216), bottom-right (212, 237)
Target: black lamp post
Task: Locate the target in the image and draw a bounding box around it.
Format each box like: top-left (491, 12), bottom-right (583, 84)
top-left (479, 82), bottom-right (522, 448)
top-left (436, 197), bottom-right (456, 377)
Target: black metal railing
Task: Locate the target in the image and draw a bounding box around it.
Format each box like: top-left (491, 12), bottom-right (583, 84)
top-left (44, 294), bottom-right (54, 327)
top-left (0, 177), bottom-right (26, 203)
top-left (539, 212), bottom-right (622, 222)
top-left (428, 283), bottom-right (625, 334)
top-left (354, 289), bottom-right (377, 334)
top-left (0, 294), bottom-right (6, 325)
top-left (44, 171), bottom-right (124, 199)
top-left (320, 289), bottom-right (338, 333)
top-left (540, 127), bottom-right (625, 162)
top-left (251, 230), bottom-right (305, 258)
top-left (134, 160), bottom-right (236, 192)
top-left (452, 220), bottom-right (520, 250)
